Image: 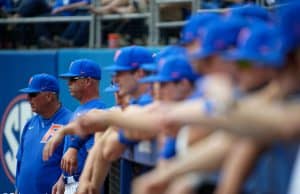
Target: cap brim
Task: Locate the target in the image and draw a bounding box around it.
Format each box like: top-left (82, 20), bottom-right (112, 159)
top-left (139, 75), bottom-right (174, 83)
top-left (223, 50), bottom-right (249, 61)
top-left (104, 85), bottom-right (119, 93)
top-left (104, 65), bottom-right (135, 72)
top-left (140, 63), bottom-right (157, 72)
top-left (224, 50), bottom-right (283, 68)
top-left (190, 48), bottom-right (213, 60)
top-left (59, 72), bottom-right (80, 78)
top-left (19, 88), bottom-right (40, 93)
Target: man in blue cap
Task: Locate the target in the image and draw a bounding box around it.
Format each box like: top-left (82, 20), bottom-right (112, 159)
top-left (15, 73), bottom-right (72, 194)
top-left (139, 56), bottom-right (198, 162)
top-left (43, 46), bottom-right (155, 194)
top-left (180, 12), bottom-right (220, 53)
top-left (44, 59), bottom-right (106, 194)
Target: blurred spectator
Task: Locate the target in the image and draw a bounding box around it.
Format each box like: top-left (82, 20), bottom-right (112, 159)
top-left (35, 0), bottom-right (91, 48)
top-left (201, 0), bottom-right (256, 9)
top-left (90, 0), bottom-right (149, 46)
top-left (159, 2), bottom-right (190, 21)
top-left (90, 0), bottom-right (148, 15)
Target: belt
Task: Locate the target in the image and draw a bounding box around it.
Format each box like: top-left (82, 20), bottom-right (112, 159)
top-left (63, 175), bottom-right (80, 184)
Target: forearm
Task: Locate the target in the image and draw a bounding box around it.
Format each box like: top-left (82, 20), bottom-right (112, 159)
top-left (107, 0), bottom-right (129, 7)
top-left (109, 110), bottom-right (160, 133)
top-left (77, 109), bottom-right (112, 135)
top-left (218, 102), bottom-right (300, 139)
top-left (61, 1), bottom-right (88, 10)
top-left (167, 99), bottom-right (300, 140)
top-left (215, 138), bottom-right (262, 194)
top-left (80, 144), bottom-right (97, 181)
top-left (162, 131), bottom-right (235, 180)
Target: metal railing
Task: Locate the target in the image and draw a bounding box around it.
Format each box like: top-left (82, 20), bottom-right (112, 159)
top-left (0, 0), bottom-right (285, 48)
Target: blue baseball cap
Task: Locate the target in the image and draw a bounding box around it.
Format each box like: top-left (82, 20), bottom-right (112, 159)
top-left (105, 46), bottom-right (154, 72)
top-left (180, 13), bottom-right (220, 45)
top-left (104, 84), bottom-right (119, 93)
top-left (139, 56), bottom-right (198, 83)
top-left (20, 73), bottom-right (59, 94)
top-left (60, 59), bottom-right (101, 80)
top-left (191, 17), bottom-right (246, 59)
top-left (224, 24), bottom-right (284, 67)
top-left (277, 2), bottom-right (300, 53)
top-left (227, 3), bottom-right (272, 22)
top-left (140, 63), bottom-right (158, 72)
top-left (139, 45), bottom-right (187, 73)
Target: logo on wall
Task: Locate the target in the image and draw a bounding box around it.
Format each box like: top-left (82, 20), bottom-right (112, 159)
top-left (0, 95), bottom-right (33, 183)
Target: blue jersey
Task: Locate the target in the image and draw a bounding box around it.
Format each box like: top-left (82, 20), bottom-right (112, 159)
top-left (52, 0), bottom-right (90, 16)
top-left (16, 106), bottom-right (72, 194)
top-left (63, 98), bottom-right (106, 177)
top-left (159, 136), bottom-right (176, 159)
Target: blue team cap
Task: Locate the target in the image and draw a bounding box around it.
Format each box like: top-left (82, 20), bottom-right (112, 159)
top-left (139, 56), bottom-right (198, 83)
top-left (60, 59), bottom-right (101, 80)
top-left (191, 17), bottom-right (246, 59)
top-left (104, 84), bottom-right (119, 93)
top-left (20, 73), bottom-right (59, 94)
top-left (139, 45), bottom-right (187, 73)
top-left (224, 24), bottom-right (283, 67)
top-left (140, 63), bottom-right (158, 72)
top-left (228, 3), bottom-right (271, 22)
top-left (277, 2), bottom-right (300, 53)
top-left (180, 13), bottom-right (220, 45)
top-left (156, 45), bottom-right (186, 62)
top-left (105, 46), bottom-right (154, 72)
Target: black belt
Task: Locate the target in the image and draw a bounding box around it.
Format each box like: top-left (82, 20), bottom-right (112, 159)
top-left (63, 175), bottom-right (80, 184)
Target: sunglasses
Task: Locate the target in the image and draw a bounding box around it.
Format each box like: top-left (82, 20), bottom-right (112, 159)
top-left (237, 60), bottom-right (252, 69)
top-left (28, 92), bottom-right (41, 98)
top-left (69, 76), bottom-right (86, 82)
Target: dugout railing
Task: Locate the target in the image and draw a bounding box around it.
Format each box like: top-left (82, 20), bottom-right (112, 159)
top-left (0, 0), bottom-right (278, 49)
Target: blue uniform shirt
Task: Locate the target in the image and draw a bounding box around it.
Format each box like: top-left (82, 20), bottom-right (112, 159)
top-left (63, 98), bottom-right (106, 177)
top-left (16, 106), bottom-right (72, 194)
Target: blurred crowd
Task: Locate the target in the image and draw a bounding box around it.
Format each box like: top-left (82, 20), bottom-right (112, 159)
top-left (0, 0), bottom-right (284, 49)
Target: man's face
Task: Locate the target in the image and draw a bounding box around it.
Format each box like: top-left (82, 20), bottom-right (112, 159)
top-left (67, 77), bottom-right (87, 100)
top-left (158, 81), bottom-right (182, 102)
top-left (115, 71), bottom-right (138, 96)
top-left (235, 61), bottom-right (275, 92)
top-left (27, 92), bottom-right (52, 114)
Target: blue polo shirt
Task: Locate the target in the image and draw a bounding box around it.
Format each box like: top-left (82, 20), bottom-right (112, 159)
top-left (63, 98), bottom-right (106, 177)
top-left (16, 106), bottom-right (72, 194)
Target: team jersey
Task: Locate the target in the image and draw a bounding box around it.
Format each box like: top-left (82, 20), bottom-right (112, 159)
top-left (63, 98), bottom-right (106, 177)
top-left (16, 106), bottom-right (72, 194)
